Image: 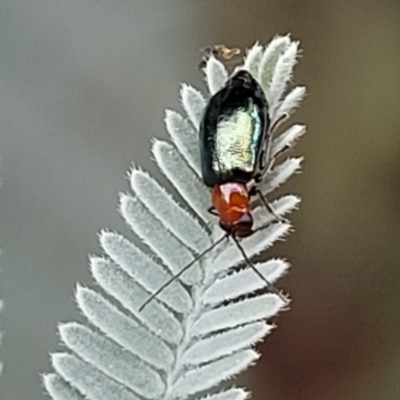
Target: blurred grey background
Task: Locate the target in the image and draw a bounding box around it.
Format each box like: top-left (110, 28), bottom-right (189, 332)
top-left (0, 0), bottom-right (400, 399)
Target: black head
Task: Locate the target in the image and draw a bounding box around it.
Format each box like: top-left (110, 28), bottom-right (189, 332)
top-left (219, 212), bottom-right (254, 238)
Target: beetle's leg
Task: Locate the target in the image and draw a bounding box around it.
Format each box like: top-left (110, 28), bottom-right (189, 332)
top-left (257, 190), bottom-right (288, 223)
top-left (207, 206), bottom-right (219, 216)
top-left (270, 112), bottom-right (289, 134)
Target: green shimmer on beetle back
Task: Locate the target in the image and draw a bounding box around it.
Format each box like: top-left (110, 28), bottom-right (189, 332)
top-left (199, 69), bottom-right (269, 187)
top-left (213, 103), bottom-right (263, 177)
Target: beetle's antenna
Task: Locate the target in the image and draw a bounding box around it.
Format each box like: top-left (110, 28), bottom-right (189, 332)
top-left (139, 233), bottom-right (229, 311)
top-left (231, 235), bottom-right (288, 304)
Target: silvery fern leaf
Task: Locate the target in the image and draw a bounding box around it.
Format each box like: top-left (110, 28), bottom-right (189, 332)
top-left (43, 35), bottom-right (306, 400)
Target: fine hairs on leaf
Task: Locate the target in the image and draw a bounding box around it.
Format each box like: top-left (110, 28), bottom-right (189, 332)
top-left (43, 35), bottom-right (306, 400)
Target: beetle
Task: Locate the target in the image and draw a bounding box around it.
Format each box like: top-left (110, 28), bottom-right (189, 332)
top-left (139, 68), bottom-right (287, 311)
top-left (199, 69), bottom-right (276, 237)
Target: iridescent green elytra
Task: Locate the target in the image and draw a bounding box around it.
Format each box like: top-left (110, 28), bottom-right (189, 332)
top-left (199, 70), bottom-right (270, 187)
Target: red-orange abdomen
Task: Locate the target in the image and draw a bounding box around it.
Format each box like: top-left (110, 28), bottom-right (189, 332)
top-left (211, 182), bottom-right (253, 237)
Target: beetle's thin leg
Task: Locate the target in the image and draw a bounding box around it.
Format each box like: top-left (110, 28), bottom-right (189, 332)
top-left (270, 112), bottom-right (289, 134)
top-left (257, 190), bottom-right (288, 223)
top-left (231, 236), bottom-right (288, 304)
top-left (207, 206), bottom-right (219, 216)
top-left (139, 233), bottom-right (229, 311)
